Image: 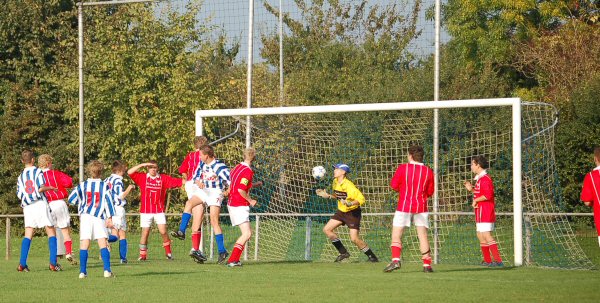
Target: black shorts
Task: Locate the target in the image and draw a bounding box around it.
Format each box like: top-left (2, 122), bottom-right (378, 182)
top-left (331, 208), bottom-right (362, 230)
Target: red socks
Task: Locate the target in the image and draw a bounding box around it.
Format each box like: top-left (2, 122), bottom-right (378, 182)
top-left (192, 231), bottom-right (201, 251)
top-left (228, 243), bottom-right (245, 263)
top-left (489, 241), bottom-right (502, 262)
top-left (163, 241), bottom-right (172, 256)
top-left (64, 240), bottom-right (72, 255)
top-left (391, 242), bottom-right (402, 262)
top-left (481, 244), bottom-right (492, 263)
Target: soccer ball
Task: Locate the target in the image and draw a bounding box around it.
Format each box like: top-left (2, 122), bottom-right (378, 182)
top-left (312, 166), bottom-right (326, 180)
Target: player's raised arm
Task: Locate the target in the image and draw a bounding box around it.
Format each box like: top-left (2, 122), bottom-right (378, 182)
top-left (127, 162), bottom-right (152, 175)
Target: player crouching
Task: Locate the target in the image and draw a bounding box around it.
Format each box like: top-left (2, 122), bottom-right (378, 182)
top-left (68, 161), bottom-right (116, 278)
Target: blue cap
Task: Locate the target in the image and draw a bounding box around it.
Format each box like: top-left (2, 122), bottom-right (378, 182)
top-left (332, 163), bottom-right (350, 173)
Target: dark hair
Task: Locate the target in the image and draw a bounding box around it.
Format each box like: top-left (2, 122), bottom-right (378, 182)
top-left (194, 136), bottom-right (208, 149)
top-left (199, 145), bottom-right (215, 158)
top-left (594, 147), bottom-right (600, 162)
top-left (21, 150), bottom-right (35, 163)
top-left (408, 145), bottom-right (424, 162)
top-left (472, 155), bottom-right (489, 169)
top-left (112, 160), bottom-right (127, 173)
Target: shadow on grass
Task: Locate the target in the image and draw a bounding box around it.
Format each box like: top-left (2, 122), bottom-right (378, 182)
top-left (130, 271), bottom-right (197, 277)
top-left (438, 266), bottom-right (516, 273)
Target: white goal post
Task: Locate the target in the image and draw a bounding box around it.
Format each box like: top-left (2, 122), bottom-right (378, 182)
top-left (196, 98), bottom-right (523, 266)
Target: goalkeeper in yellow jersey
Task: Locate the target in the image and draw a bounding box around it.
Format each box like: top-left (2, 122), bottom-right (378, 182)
top-left (316, 163), bottom-right (379, 262)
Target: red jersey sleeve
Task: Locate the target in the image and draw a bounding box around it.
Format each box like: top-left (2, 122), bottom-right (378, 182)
top-left (581, 173), bottom-right (595, 203)
top-left (424, 168), bottom-right (434, 199)
top-left (129, 172), bottom-right (146, 186)
top-left (479, 176), bottom-right (494, 201)
top-left (390, 164), bottom-right (404, 192)
top-left (56, 171), bottom-right (73, 189)
top-left (237, 169), bottom-right (254, 191)
top-left (162, 174), bottom-right (183, 189)
top-left (178, 154), bottom-right (190, 175)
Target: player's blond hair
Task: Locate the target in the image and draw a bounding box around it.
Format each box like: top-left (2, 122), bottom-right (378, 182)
top-left (21, 150), bottom-right (35, 164)
top-left (38, 154), bottom-right (53, 169)
top-left (194, 136), bottom-right (208, 149)
top-left (244, 147), bottom-right (256, 161)
top-left (87, 160), bottom-right (104, 178)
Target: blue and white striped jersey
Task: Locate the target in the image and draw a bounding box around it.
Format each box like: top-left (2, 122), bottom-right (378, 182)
top-left (104, 174), bottom-right (126, 207)
top-left (68, 179), bottom-right (115, 219)
top-left (193, 159), bottom-right (231, 190)
top-left (16, 166), bottom-right (47, 207)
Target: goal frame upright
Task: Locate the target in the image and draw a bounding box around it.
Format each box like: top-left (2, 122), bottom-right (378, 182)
top-left (195, 98), bottom-right (523, 266)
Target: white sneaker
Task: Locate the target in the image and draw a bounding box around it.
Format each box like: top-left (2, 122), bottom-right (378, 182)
top-left (103, 270), bottom-right (114, 278)
top-left (79, 273), bottom-right (87, 279)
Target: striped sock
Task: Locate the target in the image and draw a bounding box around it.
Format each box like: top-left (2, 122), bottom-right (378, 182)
top-left (488, 241), bottom-right (502, 262)
top-left (163, 241), bottom-right (172, 256)
top-left (48, 236), bottom-right (57, 266)
top-left (481, 244), bottom-right (492, 263)
top-left (331, 238), bottom-right (348, 254)
top-left (19, 237), bottom-right (31, 267)
top-left (391, 242), bottom-right (402, 262)
top-left (100, 247), bottom-right (111, 271)
top-left (228, 243), bottom-right (244, 263)
top-left (192, 231), bottom-right (201, 251)
top-left (361, 245), bottom-right (376, 258)
top-left (80, 250), bottom-right (88, 274)
top-left (139, 244), bottom-right (147, 259)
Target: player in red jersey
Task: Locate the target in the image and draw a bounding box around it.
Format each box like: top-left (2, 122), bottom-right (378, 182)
top-left (178, 136), bottom-right (208, 261)
top-left (581, 147), bottom-right (600, 247)
top-left (384, 145), bottom-right (435, 273)
top-left (38, 154), bottom-right (77, 265)
top-left (225, 147), bottom-right (259, 267)
top-left (128, 161), bottom-right (183, 261)
top-left (464, 155), bottom-right (503, 267)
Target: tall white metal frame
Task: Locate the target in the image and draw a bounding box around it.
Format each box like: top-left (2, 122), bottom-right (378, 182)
top-left (195, 98), bottom-right (524, 266)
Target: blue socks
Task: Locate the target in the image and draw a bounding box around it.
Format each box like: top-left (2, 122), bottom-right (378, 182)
top-left (48, 236), bottom-right (57, 266)
top-left (179, 212), bottom-right (191, 233)
top-left (19, 237), bottom-right (31, 267)
top-left (215, 233), bottom-right (226, 254)
top-left (80, 250), bottom-right (88, 274)
top-left (108, 235), bottom-right (118, 243)
top-left (100, 247), bottom-right (111, 271)
top-left (119, 239), bottom-right (127, 260)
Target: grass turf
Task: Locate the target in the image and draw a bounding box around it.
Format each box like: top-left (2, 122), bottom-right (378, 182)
top-left (2, 253), bottom-right (600, 302)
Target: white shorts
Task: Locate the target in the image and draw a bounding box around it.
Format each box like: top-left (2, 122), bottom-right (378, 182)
top-left (184, 180), bottom-right (200, 199)
top-left (476, 223), bottom-right (495, 232)
top-left (392, 211), bottom-right (429, 228)
top-left (79, 214), bottom-right (108, 240)
top-left (23, 201), bottom-right (54, 229)
top-left (49, 200), bottom-right (71, 229)
top-left (228, 206), bottom-right (250, 226)
top-left (140, 213), bottom-right (167, 228)
top-left (192, 188), bottom-right (224, 207)
top-left (112, 206), bottom-right (127, 231)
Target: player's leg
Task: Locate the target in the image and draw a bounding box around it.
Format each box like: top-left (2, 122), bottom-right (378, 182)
top-left (349, 228), bottom-right (378, 262)
top-left (476, 230), bottom-right (491, 265)
top-left (173, 196), bottom-right (204, 240)
top-left (117, 228), bottom-right (128, 263)
top-left (51, 200), bottom-right (76, 264)
top-left (415, 213), bottom-right (433, 272)
top-left (384, 225), bottom-right (405, 272)
top-left (482, 230), bottom-right (503, 266)
top-left (95, 219), bottom-right (113, 277)
top-left (189, 204), bottom-right (207, 263)
top-left (18, 227), bottom-right (34, 271)
top-left (79, 239), bottom-right (91, 278)
top-left (40, 201), bottom-right (60, 271)
top-left (227, 221), bottom-right (252, 266)
top-left (139, 227), bottom-right (150, 261)
top-left (209, 205), bottom-right (228, 263)
top-left (323, 218), bottom-right (348, 262)
top-left (45, 225), bottom-right (60, 271)
top-left (157, 217), bottom-right (173, 260)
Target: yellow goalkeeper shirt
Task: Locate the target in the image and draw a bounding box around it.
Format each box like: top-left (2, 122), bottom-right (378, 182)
top-left (331, 177), bottom-right (365, 212)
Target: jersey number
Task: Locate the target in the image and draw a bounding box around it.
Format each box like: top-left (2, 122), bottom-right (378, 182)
top-left (86, 192), bottom-right (100, 207)
top-left (25, 180), bottom-right (35, 194)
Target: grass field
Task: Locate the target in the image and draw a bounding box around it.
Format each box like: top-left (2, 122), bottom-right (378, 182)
top-left (2, 247), bottom-right (600, 302)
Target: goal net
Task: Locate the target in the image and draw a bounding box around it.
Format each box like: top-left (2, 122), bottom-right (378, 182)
top-left (197, 99), bottom-right (594, 269)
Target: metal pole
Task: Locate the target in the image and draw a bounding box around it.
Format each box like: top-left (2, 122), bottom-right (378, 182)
top-left (432, 0), bottom-right (441, 265)
top-left (513, 99), bottom-right (523, 266)
top-left (78, 2), bottom-right (85, 182)
top-left (278, 0), bottom-right (284, 106)
top-left (245, 0), bottom-right (254, 148)
top-left (305, 217), bottom-right (312, 260)
top-left (5, 218), bottom-right (10, 260)
top-left (254, 215), bottom-right (260, 260)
